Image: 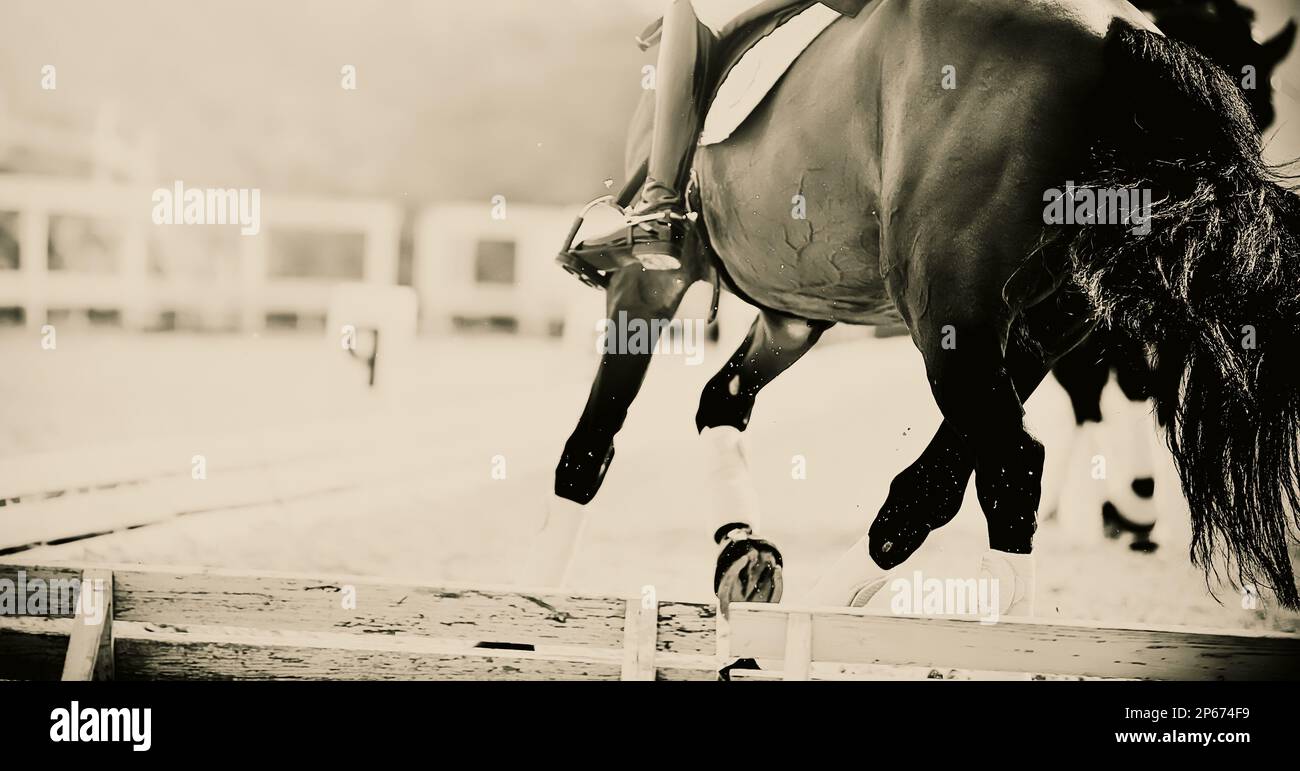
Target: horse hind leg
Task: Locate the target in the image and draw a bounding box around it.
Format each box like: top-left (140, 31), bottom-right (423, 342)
top-left (809, 290), bottom-right (1093, 613)
top-left (697, 309), bottom-right (833, 612)
top-left (804, 415), bottom-right (975, 607)
top-left (806, 331), bottom-right (1031, 609)
top-left (888, 322), bottom-right (1040, 622)
top-left (1099, 343), bottom-right (1160, 552)
top-left (856, 308), bottom-right (1084, 582)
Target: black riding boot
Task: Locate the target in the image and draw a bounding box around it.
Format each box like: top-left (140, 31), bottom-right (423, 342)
top-left (581, 0), bottom-right (715, 271)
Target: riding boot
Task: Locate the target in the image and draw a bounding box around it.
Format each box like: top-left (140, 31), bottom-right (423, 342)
top-left (570, 2), bottom-right (716, 273)
top-left (628, 0), bottom-right (714, 269)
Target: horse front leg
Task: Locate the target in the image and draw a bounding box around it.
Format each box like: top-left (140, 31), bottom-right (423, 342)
top-left (697, 310), bottom-right (833, 612)
top-left (557, 267), bottom-right (694, 501)
top-left (519, 267), bottom-right (693, 588)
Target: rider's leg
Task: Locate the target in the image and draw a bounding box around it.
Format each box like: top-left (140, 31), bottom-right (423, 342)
top-left (578, 1), bottom-right (826, 272)
top-left (628, 0), bottom-right (717, 269)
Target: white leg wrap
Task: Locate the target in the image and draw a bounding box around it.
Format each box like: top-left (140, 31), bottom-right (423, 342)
top-left (1101, 399), bottom-right (1159, 527)
top-left (701, 426), bottom-right (762, 534)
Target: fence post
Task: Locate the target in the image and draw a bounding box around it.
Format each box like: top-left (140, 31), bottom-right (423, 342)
top-left (62, 568), bottom-right (114, 681)
top-left (783, 612), bottom-right (812, 681)
top-left (19, 206), bottom-right (48, 330)
top-left (621, 596), bottom-right (659, 681)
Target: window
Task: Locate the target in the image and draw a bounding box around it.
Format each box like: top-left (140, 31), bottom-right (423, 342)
top-left (474, 239), bottom-right (516, 285)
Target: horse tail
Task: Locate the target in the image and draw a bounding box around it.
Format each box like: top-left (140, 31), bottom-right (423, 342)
top-left (1066, 22), bottom-right (1300, 607)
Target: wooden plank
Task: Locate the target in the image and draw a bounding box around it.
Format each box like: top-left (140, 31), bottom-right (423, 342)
top-left (651, 651), bottom-right (726, 681)
top-left (657, 600), bottom-right (716, 655)
top-left (60, 569), bottom-right (113, 681)
top-left (729, 668), bottom-right (782, 681)
top-left (83, 563), bottom-right (629, 649)
top-left (727, 604), bottom-right (1300, 681)
top-left (0, 616), bottom-right (72, 680)
top-left (654, 668), bottom-right (717, 681)
top-left (621, 600), bottom-right (639, 680)
top-left (782, 612), bottom-right (812, 681)
top-left (112, 622), bottom-right (622, 681)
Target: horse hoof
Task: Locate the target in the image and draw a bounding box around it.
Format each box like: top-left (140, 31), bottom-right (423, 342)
top-left (1130, 539), bottom-right (1159, 553)
top-left (717, 657), bottom-right (762, 682)
top-left (848, 576), bottom-right (891, 608)
top-left (980, 550), bottom-right (1035, 618)
top-left (554, 441), bottom-right (615, 505)
top-left (714, 529), bottom-right (783, 617)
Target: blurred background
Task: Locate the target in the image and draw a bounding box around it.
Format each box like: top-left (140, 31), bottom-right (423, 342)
top-left (0, 0), bottom-right (1296, 337)
top-left (0, 0), bottom-right (667, 337)
top-left (0, 1), bottom-right (1297, 632)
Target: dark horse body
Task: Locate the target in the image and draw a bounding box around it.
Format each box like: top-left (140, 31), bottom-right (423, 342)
top-left (554, 0), bottom-right (1300, 610)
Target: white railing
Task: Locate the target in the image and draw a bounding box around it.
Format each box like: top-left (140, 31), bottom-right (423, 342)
top-left (0, 174), bottom-right (401, 331)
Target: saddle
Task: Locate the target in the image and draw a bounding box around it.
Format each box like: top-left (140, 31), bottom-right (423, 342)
top-left (557, 1), bottom-right (868, 290)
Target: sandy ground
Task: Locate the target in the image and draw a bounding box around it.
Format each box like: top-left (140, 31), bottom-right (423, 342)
top-left (1, 325), bottom-right (1297, 636)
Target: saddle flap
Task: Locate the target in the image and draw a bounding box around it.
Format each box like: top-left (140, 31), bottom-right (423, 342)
top-left (700, 3), bottom-right (845, 147)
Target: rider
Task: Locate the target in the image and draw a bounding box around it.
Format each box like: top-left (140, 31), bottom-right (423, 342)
top-left (590, 0), bottom-right (868, 271)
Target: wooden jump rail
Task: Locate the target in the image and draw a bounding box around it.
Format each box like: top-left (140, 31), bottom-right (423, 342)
top-left (0, 562), bottom-right (719, 681)
top-left (3, 561), bottom-right (1299, 681)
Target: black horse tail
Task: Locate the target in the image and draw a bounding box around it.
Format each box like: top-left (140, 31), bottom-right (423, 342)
top-left (1066, 22), bottom-right (1300, 608)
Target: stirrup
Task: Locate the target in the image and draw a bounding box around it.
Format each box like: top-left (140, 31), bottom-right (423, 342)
top-left (555, 195), bottom-right (626, 289)
top-left (626, 209), bottom-right (693, 227)
top-left (628, 207), bottom-right (694, 271)
top-left (556, 194), bottom-right (696, 284)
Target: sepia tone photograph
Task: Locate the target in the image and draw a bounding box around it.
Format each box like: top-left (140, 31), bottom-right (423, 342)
top-left (2, 0), bottom-right (1300, 751)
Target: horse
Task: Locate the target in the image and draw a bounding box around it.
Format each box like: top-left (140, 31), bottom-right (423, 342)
top-left (546, 0), bottom-right (1300, 614)
top-left (1045, 0), bottom-right (1297, 553)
